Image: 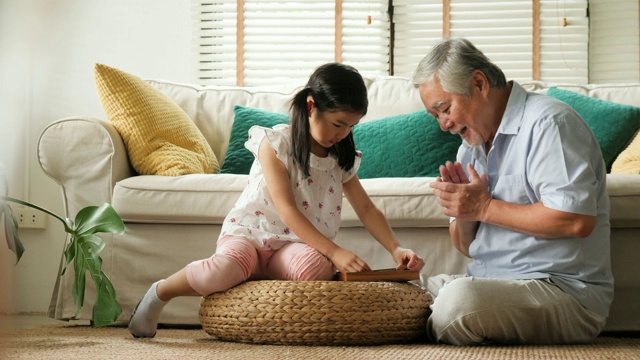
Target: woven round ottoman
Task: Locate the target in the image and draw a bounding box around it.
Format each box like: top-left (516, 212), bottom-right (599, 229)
top-left (199, 280), bottom-right (432, 346)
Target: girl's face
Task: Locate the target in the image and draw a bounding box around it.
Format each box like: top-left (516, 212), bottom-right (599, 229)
top-left (307, 100), bottom-right (362, 157)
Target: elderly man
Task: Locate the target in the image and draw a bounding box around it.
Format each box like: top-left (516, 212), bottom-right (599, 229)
top-left (413, 38), bottom-right (613, 345)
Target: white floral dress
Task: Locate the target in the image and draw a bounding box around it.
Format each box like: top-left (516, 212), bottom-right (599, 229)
top-left (219, 124), bottom-right (361, 250)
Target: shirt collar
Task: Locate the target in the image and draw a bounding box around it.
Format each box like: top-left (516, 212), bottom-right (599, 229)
top-left (497, 80), bottom-right (527, 136)
top-left (310, 152), bottom-right (338, 170)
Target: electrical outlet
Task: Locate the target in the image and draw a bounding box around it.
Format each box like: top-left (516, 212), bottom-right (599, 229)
top-left (15, 207), bottom-right (48, 229)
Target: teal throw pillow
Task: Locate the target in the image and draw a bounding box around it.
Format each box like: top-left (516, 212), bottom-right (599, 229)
top-left (546, 87), bottom-right (640, 171)
top-left (219, 105), bottom-right (288, 174)
top-left (353, 111), bottom-right (461, 179)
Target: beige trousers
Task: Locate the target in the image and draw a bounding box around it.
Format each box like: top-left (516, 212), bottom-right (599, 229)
top-left (423, 274), bottom-right (607, 345)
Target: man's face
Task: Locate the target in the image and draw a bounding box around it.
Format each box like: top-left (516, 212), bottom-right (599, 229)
top-left (418, 78), bottom-right (486, 147)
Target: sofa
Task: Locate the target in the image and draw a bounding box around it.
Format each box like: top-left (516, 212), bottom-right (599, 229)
top-left (38, 68), bottom-right (640, 333)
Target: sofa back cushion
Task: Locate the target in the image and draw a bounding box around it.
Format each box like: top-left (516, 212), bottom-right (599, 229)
top-left (146, 76), bottom-right (426, 163)
top-left (146, 80), bottom-right (301, 163)
top-left (353, 111), bottom-right (461, 178)
top-left (611, 130), bottom-right (640, 174)
top-left (146, 78), bottom-right (640, 174)
top-left (217, 106), bottom-right (461, 179)
top-left (547, 87), bottom-right (640, 171)
top-left (219, 105), bottom-right (288, 174)
top-left (95, 64), bottom-right (219, 176)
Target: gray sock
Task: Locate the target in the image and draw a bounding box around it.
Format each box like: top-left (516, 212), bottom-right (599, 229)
top-left (128, 280), bottom-right (167, 338)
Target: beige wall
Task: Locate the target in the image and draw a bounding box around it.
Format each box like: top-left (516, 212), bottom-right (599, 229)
top-left (0, 0), bottom-right (193, 314)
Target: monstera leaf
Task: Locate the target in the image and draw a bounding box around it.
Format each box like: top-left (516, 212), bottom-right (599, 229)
top-left (1, 165), bottom-right (125, 327)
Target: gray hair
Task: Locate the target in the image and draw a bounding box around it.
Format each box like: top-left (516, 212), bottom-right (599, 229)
top-left (411, 38), bottom-right (507, 97)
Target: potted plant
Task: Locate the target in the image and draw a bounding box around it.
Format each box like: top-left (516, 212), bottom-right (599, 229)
top-left (0, 163), bottom-right (124, 327)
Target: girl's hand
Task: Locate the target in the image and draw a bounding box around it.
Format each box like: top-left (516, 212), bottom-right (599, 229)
top-left (392, 247), bottom-right (425, 271)
top-left (330, 247), bottom-right (372, 273)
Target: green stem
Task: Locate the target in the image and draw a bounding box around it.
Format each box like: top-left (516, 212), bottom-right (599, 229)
top-left (0, 196), bottom-right (74, 233)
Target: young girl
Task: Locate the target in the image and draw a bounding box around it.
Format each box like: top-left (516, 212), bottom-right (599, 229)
top-left (128, 63), bottom-right (425, 338)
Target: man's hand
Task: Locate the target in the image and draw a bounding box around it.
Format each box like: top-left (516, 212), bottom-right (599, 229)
top-left (430, 162), bottom-right (491, 221)
top-left (436, 161), bottom-right (469, 184)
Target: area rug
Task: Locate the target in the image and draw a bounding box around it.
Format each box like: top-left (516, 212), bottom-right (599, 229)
top-left (1, 324), bottom-right (639, 360)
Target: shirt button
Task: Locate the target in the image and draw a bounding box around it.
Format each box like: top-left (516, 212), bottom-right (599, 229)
top-left (476, 260), bottom-right (484, 265)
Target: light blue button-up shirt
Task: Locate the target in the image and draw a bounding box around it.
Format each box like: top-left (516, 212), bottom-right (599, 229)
top-left (458, 81), bottom-right (613, 317)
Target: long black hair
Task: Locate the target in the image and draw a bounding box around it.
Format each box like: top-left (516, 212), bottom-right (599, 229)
top-left (289, 63), bottom-right (368, 177)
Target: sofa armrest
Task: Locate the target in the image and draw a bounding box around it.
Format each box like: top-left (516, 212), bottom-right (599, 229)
top-left (37, 117), bottom-right (134, 219)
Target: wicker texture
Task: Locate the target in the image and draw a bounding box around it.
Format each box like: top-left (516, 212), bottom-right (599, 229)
top-left (199, 280), bottom-right (433, 346)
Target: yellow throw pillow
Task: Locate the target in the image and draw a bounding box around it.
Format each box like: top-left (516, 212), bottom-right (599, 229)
top-left (94, 63), bottom-right (219, 176)
top-left (611, 130), bottom-right (640, 174)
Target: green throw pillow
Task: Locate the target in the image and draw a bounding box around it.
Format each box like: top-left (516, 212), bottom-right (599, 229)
top-left (546, 87), bottom-right (640, 171)
top-left (353, 111), bottom-right (461, 179)
top-left (219, 105), bottom-right (288, 174)
top-left (220, 106), bottom-right (461, 178)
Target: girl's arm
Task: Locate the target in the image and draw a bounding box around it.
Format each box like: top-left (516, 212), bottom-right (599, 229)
top-left (343, 175), bottom-right (425, 271)
top-left (257, 139), bottom-right (370, 273)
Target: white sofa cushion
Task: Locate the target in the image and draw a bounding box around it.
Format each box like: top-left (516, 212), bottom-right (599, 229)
top-left (112, 174), bottom-right (247, 224)
top-left (113, 175), bottom-right (450, 228)
top-left (146, 76), bottom-right (428, 165)
top-left (146, 79), bottom-right (302, 163)
top-left (521, 81), bottom-right (640, 107)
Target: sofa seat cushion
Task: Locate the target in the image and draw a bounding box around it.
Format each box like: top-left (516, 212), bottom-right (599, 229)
top-left (340, 177), bottom-right (450, 228)
top-left (606, 174), bottom-right (640, 228)
top-left (112, 175), bottom-right (450, 227)
top-left (112, 174), bottom-right (640, 229)
top-left (113, 174), bottom-right (248, 224)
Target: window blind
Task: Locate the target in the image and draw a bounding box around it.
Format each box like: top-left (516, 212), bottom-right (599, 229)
top-left (193, 1), bottom-right (633, 86)
top-left (392, 1), bottom-right (443, 78)
top-left (392, 0), bottom-right (589, 84)
top-left (342, 0), bottom-right (390, 76)
top-left (538, 0), bottom-right (589, 83)
top-left (192, 1), bottom-right (238, 85)
top-left (449, 0), bottom-right (535, 82)
top-left (588, 0), bottom-right (640, 83)
top-left (192, 0), bottom-right (389, 86)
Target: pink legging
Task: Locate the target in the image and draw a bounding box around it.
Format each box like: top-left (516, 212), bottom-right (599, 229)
top-left (185, 235), bottom-right (336, 296)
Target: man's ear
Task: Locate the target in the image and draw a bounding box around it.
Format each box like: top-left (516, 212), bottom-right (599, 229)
top-left (471, 70), bottom-right (490, 97)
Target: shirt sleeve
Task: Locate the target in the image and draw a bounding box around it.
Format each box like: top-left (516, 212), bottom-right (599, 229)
top-left (341, 151), bottom-right (362, 183)
top-left (245, 124), bottom-right (291, 167)
top-left (526, 110), bottom-right (600, 216)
